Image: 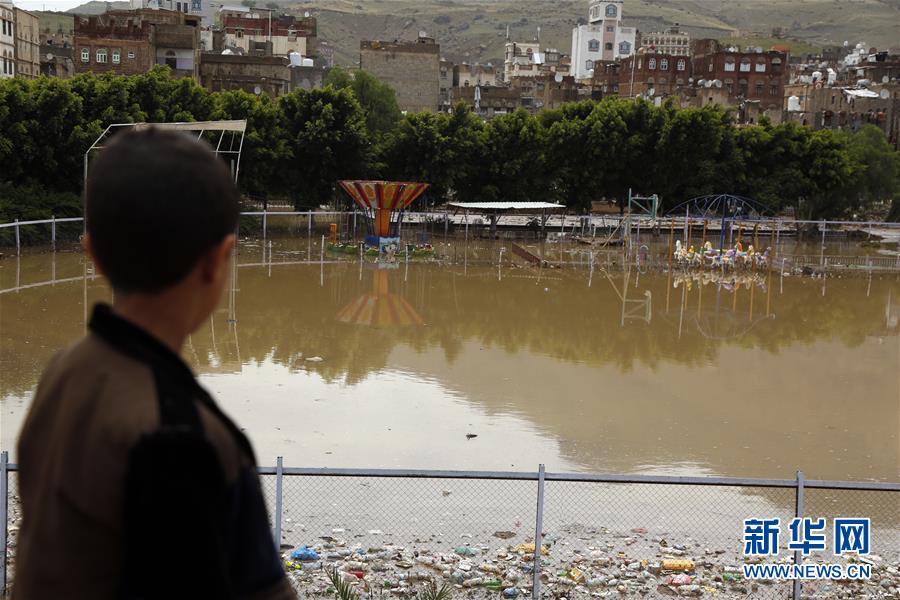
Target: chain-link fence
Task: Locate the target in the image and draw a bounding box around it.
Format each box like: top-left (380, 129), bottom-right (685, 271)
top-left (1, 457), bottom-right (898, 599)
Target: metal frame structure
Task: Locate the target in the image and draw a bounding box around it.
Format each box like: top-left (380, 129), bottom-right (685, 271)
top-left (83, 120), bottom-right (248, 188)
top-left (1, 451), bottom-right (897, 599)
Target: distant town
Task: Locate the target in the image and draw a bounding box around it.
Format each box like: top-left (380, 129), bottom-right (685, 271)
top-left (0, 0), bottom-right (897, 145)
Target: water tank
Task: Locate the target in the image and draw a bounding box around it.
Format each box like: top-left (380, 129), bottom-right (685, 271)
top-left (787, 95), bottom-right (801, 111)
top-left (301, 57), bottom-right (314, 67)
top-left (826, 68), bottom-right (837, 85)
top-left (222, 49), bottom-right (233, 55)
top-left (289, 51), bottom-right (302, 67)
top-left (857, 79), bottom-right (871, 87)
top-left (811, 70), bottom-right (822, 82)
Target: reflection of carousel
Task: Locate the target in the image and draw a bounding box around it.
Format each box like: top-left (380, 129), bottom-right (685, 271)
top-left (335, 267), bottom-right (424, 327)
top-left (665, 269), bottom-right (774, 340)
top-left (336, 180), bottom-right (433, 259)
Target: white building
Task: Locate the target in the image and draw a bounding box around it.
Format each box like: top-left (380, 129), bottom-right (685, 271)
top-left (1, 0), bottom-right (14, 78)
top-left (639, 25), bottom-right (690, 56)
top-left (570, 0), bottom-right (635, 81)
top-left (130, 0), bottom-right (214, 26)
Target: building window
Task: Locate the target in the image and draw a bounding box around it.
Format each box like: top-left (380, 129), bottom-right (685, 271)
top-left (770, 85), bottom-right (778, 96)
top-left (647, 76), bottom-right (654, 87)
top-left (81, 47), bottom-right (89, 62)
top-left (755, 61), bottom-right (766, 72)
top-left (676, 58), bottom-right (685, 71)
top-left (606, 25), bottom-right (614, 32)
top-left (660, 58), bottom-right (668, 70)
top-left (605, 42), bottom-right (613, 51)
top-left (618, 41), bottom-right (631, 55)
top-left (724, 58), bottom-right (735, 72)
top-left (586, 59), bottom-right (594, 70)
top-left (740, 58), bottom-right (751, 72)
top-left (725, 79), bottom-right (733, 93)
top-left (588, 39), bottom-right (599, 52)
top-left (96, 48), bottom-right (107, 63)
top-left (605, 3), bottom-right (617, 17)
top-left (165, 49), bottom-right (177, 69)
top-left (128, 51), bottom-right (135, 59)
top-left (112, 49), bottom-right (120, 64)
top-left (755, 81), bottom-right (763, 95)
top-left (659, 77), bottom-right (667, 85)
top-left (676, 77), bottom-right (684, 85)
top-left (648, 57), bottom-right (656, 70)
top-left (236, 29), bottom-right (243, 38)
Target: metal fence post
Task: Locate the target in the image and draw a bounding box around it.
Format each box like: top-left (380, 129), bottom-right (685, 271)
top-left (1, 450), bottom-right (9, 597)
top-left (51, 215), bottom-right (56, 251)
top-left (262, 211), bottom-right (267, 241)
top-left (14, 219), bottom-right (20, 255)
top-left (792, 470), bottom-right (805, 600)
top-left (273, 456), bottom-right (283, 553)
top-left (532, 464), bottom-right (545, 600)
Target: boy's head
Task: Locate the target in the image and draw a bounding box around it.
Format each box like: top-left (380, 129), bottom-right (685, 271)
top-left (84, 127), bottom-right (239, 322)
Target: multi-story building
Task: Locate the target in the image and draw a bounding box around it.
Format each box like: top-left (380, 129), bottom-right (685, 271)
top-left (597, 52), bottom-right (692, 98)
top-left (511, 73), bottom-right (581, 111)
top-left (1, 0), bottom-right (14, 78)
top-left (453, 84), bottom-right (519, 118)
top-left (37, 11), bottom-right (75, 78)
top-left (691, 39), bottom-right (788, 111)
top-left (131, 0), bottom-right (213, 26)
top-left (439, 58), bottom-right (453, 110)
top-left (570, 0), bottom-right (636, 81)
top-left (503, 41), bottom-right (570, 81)
top-left (784, 82), bottom-right (899, 144)
top-left (453, 61), bottom-right (499, 88)
top-left (639, 25), bottom-right (690, 56)
top-left (14, 7), bottom-right (40, 79)
top-left (221, 10), bottom-right (316, 58)
top-left (74, 9), bottom-right (201, 80)
top-left (360, 34), bottom-right (440, 113)
top-left (200, 52), bottom-right (290, 97)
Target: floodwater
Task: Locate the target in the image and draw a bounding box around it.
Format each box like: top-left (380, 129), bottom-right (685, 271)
top-left (1, 239), bottom-right (898, 484)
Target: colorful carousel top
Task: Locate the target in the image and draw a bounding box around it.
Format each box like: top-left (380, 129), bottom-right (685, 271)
top-left (338, 180), bottom-right (430, 237)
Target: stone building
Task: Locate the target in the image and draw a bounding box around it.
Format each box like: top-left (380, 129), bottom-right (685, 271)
top-left (784, 82), bottom-right (898, 144)
top-left (74, 9), bottom-right (201, 80)
top-left (617, 52), bottom-right (692, 97)
top-left (453, 84), bottom-right (519, 118)
top-left (199, 52), bottom-right (290, 97)
top-left (691, 39), bottom-right (788, 111)
top-left (570, 0), bottom-right (636, 81)
top-left (131, 0), bottom-right (214, 26)
top-left (511, 73), bottom-right (581, 111)
top-left (639, 25), bottom-right (690, 56)
top-left (36, 11), bottom-right (75, 77)
top-left (0, 0), bottom-right (14, 78)
top-left (360, 34), bottom-right (440, 113)
top-left (221, 11), bottom-right (316, 58)
top-left (454, 61), bottom-right (499, 88)
top-left (503, 41), bottom-right (570, 82)
top-left (439, 58), bottom-right (453, 110)
top-left (14, 7), bottom-right (40, 79)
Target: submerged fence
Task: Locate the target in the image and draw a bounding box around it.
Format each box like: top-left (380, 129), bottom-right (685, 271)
top-left (1, 451), bottom-right (897, 599)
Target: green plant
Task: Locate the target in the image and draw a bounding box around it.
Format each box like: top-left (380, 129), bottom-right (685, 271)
top-left (326, 567), bottom-right (360, 600)
top-left (416, 582), bottom-right (453, 600)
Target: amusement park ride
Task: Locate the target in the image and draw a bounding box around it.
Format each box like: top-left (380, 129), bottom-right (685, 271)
top-left (333, 180), bottom-right (434, 259)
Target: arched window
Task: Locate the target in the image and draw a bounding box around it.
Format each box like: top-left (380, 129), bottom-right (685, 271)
top-left (96, 48), bottom-right (107, 63)
top-left (724, 57), bottom-right (735, 72)
top-left (605, 42), bottom-right (613, 51)
top-left (81, 47), bottom-right (89, 62)
top-left (755, 80), bottom-right (763, 95)
top-left (740, 57), bottom-right (751, 72)
top-left (648, 57), bottom-right (656, 70)
top-left (586, 59), bottom-right (594, 70)
top-left (112, 49), bottom-right (120, 64)
top-left (675, 77), bottom-right (684, 85)
top-left (588, 39), bottom-right (600, 52)
top-left (605, 3), bottom-right (617, 17)
top-left (618, 40), bottom-right (631, 55)
top-left (676, 58), bottom-right (685, 71)
top-left (660, 58), bottom-right (668, 70)
top-left (659, 77), bottom-right (667, 85)
top-left (755, 60), bottom-right (766, 72)
top-left (165, 49), bottom-right (177, 69)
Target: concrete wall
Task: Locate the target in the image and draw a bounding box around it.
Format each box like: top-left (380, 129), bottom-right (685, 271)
top-left (360, 39), bottom-right (440, 113)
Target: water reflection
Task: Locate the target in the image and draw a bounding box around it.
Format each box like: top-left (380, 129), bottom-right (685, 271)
top-left (0, 247), bottom-right (898, 484)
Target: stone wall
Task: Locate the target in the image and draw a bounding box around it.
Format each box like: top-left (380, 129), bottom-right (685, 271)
top-left (360, 39), bottom-right (440, 113)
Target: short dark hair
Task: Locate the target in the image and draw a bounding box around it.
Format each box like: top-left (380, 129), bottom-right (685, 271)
top-left (86, 127), bottom-right (240, 293)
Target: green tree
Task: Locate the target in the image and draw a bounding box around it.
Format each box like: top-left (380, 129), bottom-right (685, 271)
top-left (278, 87), bottom-right (370, 209)
top-left (324, 67), bottom-right (402, 138)
top-left (842, 125), bottom-right (900, 216)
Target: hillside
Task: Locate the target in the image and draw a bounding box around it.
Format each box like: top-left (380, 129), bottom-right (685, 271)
top-left (67, 1), bottom-right (131, 14)
top-left (290, 0), bottom-right (899, 66)
top-left (66, 0), bottom-right (899, 66)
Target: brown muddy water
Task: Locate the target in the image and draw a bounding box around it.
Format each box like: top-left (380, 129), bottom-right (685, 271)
top-left (1, 239), bottom-right (897, 481)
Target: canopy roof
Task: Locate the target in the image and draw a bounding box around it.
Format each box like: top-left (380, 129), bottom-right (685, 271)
top-left (339, 180), bottom-right (430, 211)
top-left (448, 202), bottom-right (564, 211)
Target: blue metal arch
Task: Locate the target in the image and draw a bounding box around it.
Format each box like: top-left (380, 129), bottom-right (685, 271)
top-left (665, 194), bottom-right (773, 219)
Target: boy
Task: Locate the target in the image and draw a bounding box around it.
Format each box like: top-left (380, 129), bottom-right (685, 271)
top-left (14, 127), bottom-right (295, 599)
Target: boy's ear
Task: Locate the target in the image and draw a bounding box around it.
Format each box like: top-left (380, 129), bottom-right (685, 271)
top-left (200, 234), bottom-right (236, 283)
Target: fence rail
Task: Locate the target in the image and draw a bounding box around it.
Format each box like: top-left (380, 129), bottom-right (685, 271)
top-left (1, 451), bottom-right (897, 599)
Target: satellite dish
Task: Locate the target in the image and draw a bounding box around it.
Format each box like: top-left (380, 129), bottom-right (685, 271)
top-left (304, 10), bottom-right (310, 17)
top-left (714, 79), bottom-right (723, 88)
top-left (253, 85), bottom-right (262, 95)
top-left (554, 72), bottom-right (563, 82)
top-left (883, 75), bottom-right (890, 83)
top-left (45, 53), bottom-right (54, 60)
top-left (881, 89), bottom-right (890, 99)
top-left (697, 78), bottom-right (706, 86)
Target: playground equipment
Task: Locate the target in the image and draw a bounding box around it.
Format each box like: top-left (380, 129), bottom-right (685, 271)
top-left (337, 180), bottom-right (432, 257)
top-left (336, 266), bottom-right (424, 327)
